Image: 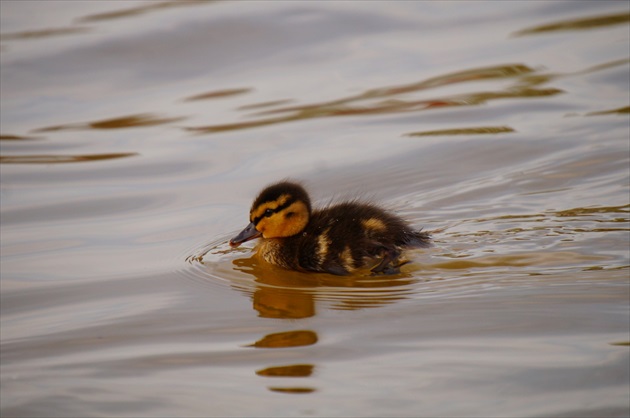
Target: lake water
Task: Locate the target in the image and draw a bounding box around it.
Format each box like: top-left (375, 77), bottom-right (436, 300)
top-left (1, 1), bottom-right (629, 417)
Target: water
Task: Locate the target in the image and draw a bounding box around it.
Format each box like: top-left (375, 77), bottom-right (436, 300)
top-left (1, 1), bottom-right (629, 416)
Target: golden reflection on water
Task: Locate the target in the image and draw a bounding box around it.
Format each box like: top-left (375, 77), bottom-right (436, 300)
top-left (0, 27), bottom-right (91, 41)
top-left (247, 330), bottom-right (318, 349)
top-left (231, 254), bottom-right (417, 315)
top-left (553, 204), bottom-right (630, 217)
top-left (256, 364), bottom-right (314, 377)
top-left (249, 334), bottom-right (318, 394)
top-left (182, 58), bottom-right (628, 135)
top-left (267, 387), bottom-right (316, 394)
top-left (256, 63), bottom-right (535, 111)
top-left (0, 7), bottom-right (627, 170)
top-left (186, 63), bottom-right (553, 134)
top-left (34, 113), bottom-right (186, 132)
top-left (0, 153), bottom-right (138, 164)
top-left (243, 302), bottom-right (319, 394)
top-left (76, 0), bottom-right (214, 23)
top-left (237, 99), bottom-right (294, 111)
top-left (253, 286), bottom-right (315, 319)
top-left (182, 88), bottom-right (252, 102)
top-left (405, 126), bottom-right (515, 137)
top-left (5, 56), bottom-right (626, 166)
top-left (513, 11), bottom-right (630, 37)
top-left (586, 106), bottom-right (630, 116)
top-left (0, 134), bottom-right (42, 141)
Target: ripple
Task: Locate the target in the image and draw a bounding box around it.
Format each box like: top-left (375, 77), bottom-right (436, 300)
top-left (179, 234), bottom-right (428, 313)
top-left (179, 234), bottom-right (236, 285)
top-left (177, 199), bottom-right (629, 314)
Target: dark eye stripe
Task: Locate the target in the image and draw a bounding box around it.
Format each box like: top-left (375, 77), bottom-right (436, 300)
top-left (252, 197), bottom-right (296, 225)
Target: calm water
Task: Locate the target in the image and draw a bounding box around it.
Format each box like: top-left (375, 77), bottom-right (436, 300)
top-left (1, 1), bottom-right (629, 417)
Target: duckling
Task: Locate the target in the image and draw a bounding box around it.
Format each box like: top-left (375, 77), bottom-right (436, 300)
top-left (229, 181), bottom-right (431, 275)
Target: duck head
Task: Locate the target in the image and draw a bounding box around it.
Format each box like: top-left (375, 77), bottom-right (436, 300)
top-left (229, 181), bottom-right (311, 247)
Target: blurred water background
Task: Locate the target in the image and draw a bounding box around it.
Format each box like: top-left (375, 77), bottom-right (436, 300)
top-left (1, 1), bottom-right (629, 417)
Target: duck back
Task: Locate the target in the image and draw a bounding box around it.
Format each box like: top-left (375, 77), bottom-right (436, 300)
top-left (294, 202), bottom-right (430, 275)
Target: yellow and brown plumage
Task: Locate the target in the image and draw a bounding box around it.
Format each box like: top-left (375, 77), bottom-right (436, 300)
top-left (229, 181), bottom-right (431, 275)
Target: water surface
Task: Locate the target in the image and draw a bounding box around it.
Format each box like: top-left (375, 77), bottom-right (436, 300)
top-left (1, 1), bottom-right (629, 417)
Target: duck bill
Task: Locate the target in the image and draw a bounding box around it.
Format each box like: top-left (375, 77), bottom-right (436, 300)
top-left (229, 222), bottom-right (262, 247)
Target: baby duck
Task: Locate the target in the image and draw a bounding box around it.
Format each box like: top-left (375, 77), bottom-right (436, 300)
top-left (229, 181), bottom-right (431, 275)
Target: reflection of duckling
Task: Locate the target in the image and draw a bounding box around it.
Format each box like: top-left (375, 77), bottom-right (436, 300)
top-left (229, 181), bottom-right (431, 275)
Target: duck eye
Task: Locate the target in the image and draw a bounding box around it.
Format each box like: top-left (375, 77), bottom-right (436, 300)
top-left (264, 209), bottom-right (274, 217)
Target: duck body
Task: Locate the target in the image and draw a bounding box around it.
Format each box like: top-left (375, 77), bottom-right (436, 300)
top-left (230, 181), bottom-right (431, 275)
